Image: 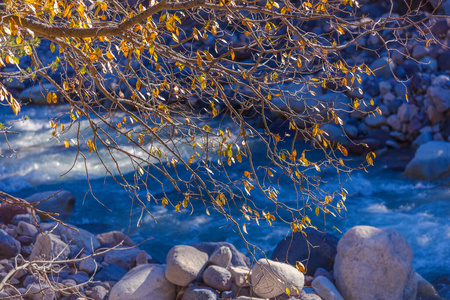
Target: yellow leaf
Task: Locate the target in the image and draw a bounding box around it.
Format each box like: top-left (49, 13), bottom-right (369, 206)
top-left (296, 261), bottom-right (306, 273)
top-left (11, 97), bottom-right (20, 115)
top-left (162, 197), bottom-right (168, 207)
top-left (312, 124), bottom-right (318, 137)
top-left (196, 51), bottom-right (202, 68)
top-left (230, 49), bottom-right (235, 60)
top-left (315, 207), bottom-right (320, 216)
top-left (100, 2), bottom-right (107, 11)
top-left (136, 79), bottom-right (142, 91)
top-left (242, 224), bottom-right (248, 234)
top-left (244, 171), bottom-right (251, 179)
top-left (64, 140), bottom-right (69, 148)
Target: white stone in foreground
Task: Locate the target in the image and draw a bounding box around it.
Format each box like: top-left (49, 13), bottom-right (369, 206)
top-left (109, 264), bottom-right (176, 300)
top-left (251, 258), bottom-right (304, 298)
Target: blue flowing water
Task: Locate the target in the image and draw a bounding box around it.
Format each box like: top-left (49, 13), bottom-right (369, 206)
top-left (1, 104), bottom-right (449, 297)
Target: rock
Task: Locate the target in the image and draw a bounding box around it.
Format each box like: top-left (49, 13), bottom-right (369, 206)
top-left (412, 132), bottom-right (433, 148)
top-left (0, 229), bottom-right (21, 258)
top-left (30, 233), bottom-right (70, 261)
top-left (209, 246), bottom-right (232, 268)
top-left (334, 226), bottom-right (417, 300)
top-left (401, 60), bottom-right (421, 75)
top-left (387, 114), bottom-right (402, 131)
top-left (364, 114), bottom-right (387, 128)
top-left (407, 117), bottom-right (422, 135)
top-left (96, 231), bottom-right (135, 247)
top-left (104, 247), bottom-right (141, 270)
top-left (26, 190), bottom-right (75, 218)
top-left (17, 235), bottom-right (33, 245)
top-left (420, 56), bottom-right (438, 72)
top-left (386, 140), bottom-right (401, 149)
top-left (182, 286), bottom-right (219, 300)
top-left (431, 75), bottom-right (450, 87)
top-left (426, 105), bottom-right (443, 125)
top-left (11, 213), bottom-right (40, 225)
top-left (379, 81), bottom-right (392, 94)
top-left (397, 103), bottom-right (419, 123)
top-left (90, 286), bottom-right (108, 300)
top-left (299, 292), bottom-right (323, 300)
top-left (416, 273), bottom-right (439, 299)
top-left (412, 44), bottom-right (431, 60)
top-left (79, 257), bottom-right (98, 275)
top-left (404, 141), bottom-right (450, 181)
top-left (229, 266), bottom-right (251, 287)
top-left (251, 258), bottom-right (304, 298)
top-left (19, 83), bottom-right (60, 105)
top-left (271, 228), bottom-right (339, 275)
top-left (52, 223), bottom-right (100, 254)
top-left (437, 51), bottom-right (450, 70)
top-left (427, 87), bottom-right (450, 113)
top-left (343, 123), bottom-right (358, 139)
top-left (27, 283), bottom-right (55, 300)
top-left (203, 265), bottom-right (232, 291)
top-left (192, 242), bottom-right (250, 268)
top-left (314, 268), bottom-right (333, 283)
top-left (109, 264), bottom-right (176, 300)
top-left (135, 250), bottom-right (152, 265)
top-left (93, 264), bottom-right (127, 282)
top-left (312, 276), bottom-right (344, 300)
top-left (68, 273), bottom-right (90, 284)
top-left (165, 245), bottom-right (208, 286)
top-left (371, 57), bottom-right (395, 79)
top-left (0, 202), bottom-right (30, 225)
top-left (17, 221), bottom-right (38, 237)
top-left (320, 124), bottom-right (348, 144)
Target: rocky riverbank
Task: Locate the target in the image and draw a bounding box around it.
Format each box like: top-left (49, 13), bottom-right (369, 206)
top-left (0, 192), bottom-right (447, 300)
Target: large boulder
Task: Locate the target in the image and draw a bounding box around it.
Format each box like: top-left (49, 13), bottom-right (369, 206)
top-left (334, 226), bottom-right (417, 300)
top-left (30, 233), bottom-right (70, 261)
top-left (165, 245), bottom-right (208, 286)
top-left (251, 258), bottom-right (304, 298)
top-left (0, 229), bottom-right (21, 258)
top-left (26, 190), bottom-right (75, 218)
top-left (404, 141), bottom-right (450, 181)
top-left (109, 264), bottom-right (176, 300)
top-left (271, 228), bottom-right (339, 275)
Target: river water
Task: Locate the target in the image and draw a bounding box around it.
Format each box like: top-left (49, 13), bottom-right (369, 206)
top-left (1, 104), bottom-right (449, 297)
